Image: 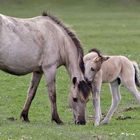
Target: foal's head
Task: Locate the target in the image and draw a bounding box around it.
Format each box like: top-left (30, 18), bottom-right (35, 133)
top-left (84, 48), bottom-right (109, 82)
top-left (69, 77), bottom-right (91, 125)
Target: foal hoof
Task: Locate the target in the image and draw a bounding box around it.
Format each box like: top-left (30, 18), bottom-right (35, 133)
top-left (100, 119), bottom-right (109, 125)
top-left (94, 122), bottom-right (100, 127)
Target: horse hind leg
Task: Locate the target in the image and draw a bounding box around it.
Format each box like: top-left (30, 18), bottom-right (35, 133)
top-left (122, 77), bottom-right (140, 104)
top-left (101, 79), bottom-right (121, 125)
top-left (20, 71), bottom-right (42, 122)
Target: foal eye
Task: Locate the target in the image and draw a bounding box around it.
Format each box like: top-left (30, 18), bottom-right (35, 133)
top-left (91, 67), bottom-right (95, 71)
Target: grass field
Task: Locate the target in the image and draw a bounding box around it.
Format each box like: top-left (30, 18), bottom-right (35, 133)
top-left (0, 0), bottom-right (140, 139)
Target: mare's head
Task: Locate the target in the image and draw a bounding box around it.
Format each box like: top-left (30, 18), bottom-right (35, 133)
top-left (69, 77), bottom-right (91, 125)
top-left (68, 45), bottom-right (91, 125)
top-left (84, 48), bottom-right (109, 82)
top-left (66, 34), bottom-right (91, 125)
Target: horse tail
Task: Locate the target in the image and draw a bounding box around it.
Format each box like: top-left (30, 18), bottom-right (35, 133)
top-left (132, 61), bottom-right (140, 87)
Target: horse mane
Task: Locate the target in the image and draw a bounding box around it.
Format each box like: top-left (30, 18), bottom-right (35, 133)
top-left (88, 48), bottom-right (102, 57)
top-left (78, 80), bottom-right (91, 101)
top-left (42, 12), bottom-right (85, 74)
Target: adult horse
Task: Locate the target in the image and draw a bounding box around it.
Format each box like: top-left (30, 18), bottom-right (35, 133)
top-left (0, 12), bottom-right (90, 125)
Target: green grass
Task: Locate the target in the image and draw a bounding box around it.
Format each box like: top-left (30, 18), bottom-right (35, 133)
top-left (1, 0), bottom-right (140, 139)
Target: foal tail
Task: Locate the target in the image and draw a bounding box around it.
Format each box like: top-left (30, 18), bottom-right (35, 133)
top-left (132, 61), bottom-right (140, 87)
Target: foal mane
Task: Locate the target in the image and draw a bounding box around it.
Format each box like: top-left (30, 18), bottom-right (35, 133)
top-left (88, 48), bottom-right (102, 57)
top-left (42, 12), bottom-right (85, 74)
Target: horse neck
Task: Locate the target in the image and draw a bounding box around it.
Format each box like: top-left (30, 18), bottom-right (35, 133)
top-left (67, 62), bottom-right (84, 81)
top-left (62, 46), bottom-right (84, 81)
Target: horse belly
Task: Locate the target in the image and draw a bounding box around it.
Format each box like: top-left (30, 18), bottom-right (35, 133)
top-left (0, 43), bottom-right (43, 75)
top-left (102, 64), bottom-right (120, 82)
top-left (0, 16), bottom-right (46, 75)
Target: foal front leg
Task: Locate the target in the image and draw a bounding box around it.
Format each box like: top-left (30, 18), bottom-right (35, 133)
top-left (20, 71), bottom-right (42, 122)
top-left (92, 82), bottom-right (101, 126)
top-left (43, 66), bottom-right (63, 124)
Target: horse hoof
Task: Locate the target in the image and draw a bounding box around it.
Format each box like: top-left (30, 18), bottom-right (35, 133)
top-left (52, 118), bottom-right (64, 125)
top-left (57, 120), bottom-right (64, 125)
top-left (20, 116), bottom-right (30, 122)
top-left (94, 122), bottom-right (100, 127)
top-left (20, 112), bottom-right (30, 122)
top-left (100, 119), bottom-right (109, 125)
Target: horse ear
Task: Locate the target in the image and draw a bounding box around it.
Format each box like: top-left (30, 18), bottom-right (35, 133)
top-left (72, 77), bottom-right (77, 85)
top-left (94, 57), bottom-right (102, 63)
top-left (94, 56), bottom-right (109, 63)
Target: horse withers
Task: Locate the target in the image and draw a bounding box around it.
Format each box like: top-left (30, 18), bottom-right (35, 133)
top-left (0, 12), bottom-right (90, 125)
top-left (84, 48), bottom-right (140, 126)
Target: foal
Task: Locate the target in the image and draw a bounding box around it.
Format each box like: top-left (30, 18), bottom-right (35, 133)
top-left (84, 48), bottom-right (140, 126)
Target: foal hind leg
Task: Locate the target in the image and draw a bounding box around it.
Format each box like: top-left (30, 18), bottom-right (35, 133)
top-left (20, 71), bottom-right (42, 122)
top-left (122, 78), bottom-right (140, 104)
top-left (43, 65), bottom-right (63, 124)
top-left (101, 80), bottom-right (121, 125)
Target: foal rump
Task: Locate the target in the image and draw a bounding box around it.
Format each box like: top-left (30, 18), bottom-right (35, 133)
top-left (133, 61), bottom-right (140, 87)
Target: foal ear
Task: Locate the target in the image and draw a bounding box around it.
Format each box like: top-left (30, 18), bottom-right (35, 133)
top-left (94, 57), bottom-right (102, 63)
top-left (94, 56), bottom-right (109, 63)
top-left (72, 77), bottom-right (77, 85)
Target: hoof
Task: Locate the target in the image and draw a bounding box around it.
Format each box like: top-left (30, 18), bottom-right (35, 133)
top-left (20, 111), bottom-right (30, 122)
top-left (94, 122), bottom-right (100, 127)
top-left (52, 118), bottom-right (64, 125)
top-left (100, 119), bottom-right (109, 125)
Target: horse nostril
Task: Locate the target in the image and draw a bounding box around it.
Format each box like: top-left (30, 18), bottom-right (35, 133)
top-left (73, 98), bottom-right (78, 102)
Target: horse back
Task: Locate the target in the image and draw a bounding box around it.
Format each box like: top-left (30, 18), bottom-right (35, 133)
top-left (100, 56), bottom-right (123, 82)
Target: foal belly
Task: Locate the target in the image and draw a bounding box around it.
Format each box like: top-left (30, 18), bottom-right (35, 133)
top-left (103, 74), bottom-right (117, 83)
top-left (102, 67), bottom-right (119, 83)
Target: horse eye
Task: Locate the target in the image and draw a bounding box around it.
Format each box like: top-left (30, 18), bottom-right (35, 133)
top-left (91, 67), bottom-right (95, 71)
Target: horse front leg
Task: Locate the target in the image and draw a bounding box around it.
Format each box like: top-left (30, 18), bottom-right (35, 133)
top-left (92, 82), bottom-right (101, 126)
top-left (20, 71), bottom-right (42, 122)
top-left (43, 66), bottom-right (63, 124)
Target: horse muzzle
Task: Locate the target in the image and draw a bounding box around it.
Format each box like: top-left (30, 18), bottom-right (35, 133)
top-left (75, 120), bottom-right (86, 125)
